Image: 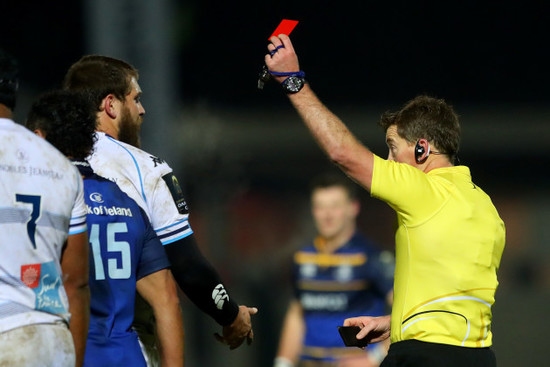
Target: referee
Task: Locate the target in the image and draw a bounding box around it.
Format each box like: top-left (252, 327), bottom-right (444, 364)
top-left (263, 35), bottom-right (505, 367)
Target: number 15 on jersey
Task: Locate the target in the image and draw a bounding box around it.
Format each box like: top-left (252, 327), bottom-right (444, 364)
top-left (89, 223), bottom-right (131, 280)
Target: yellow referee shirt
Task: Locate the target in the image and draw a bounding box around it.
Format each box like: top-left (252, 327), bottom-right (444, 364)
top-left (371, 155), bottom-right (505, 348)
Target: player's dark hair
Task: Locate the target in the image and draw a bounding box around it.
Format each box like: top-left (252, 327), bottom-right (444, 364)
top-left (379, 95), bottom-right (461, 164)
top-left (0, 48), bottom-right (19, 110)
top-left (26, 90), bottom-right (97, 160)
top-left (63, 55), bottom-right (139, 111)
top-left (310, 172), bottom-right (359, 200)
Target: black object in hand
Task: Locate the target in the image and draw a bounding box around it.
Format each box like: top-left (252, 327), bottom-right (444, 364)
top-left (338, 326), bottom-right (369, 347)
top-left (257, 65), bottom-right (272, 90)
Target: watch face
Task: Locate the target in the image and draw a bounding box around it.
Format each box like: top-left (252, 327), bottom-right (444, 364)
top-left (283, 76), bottom-right (305, 93)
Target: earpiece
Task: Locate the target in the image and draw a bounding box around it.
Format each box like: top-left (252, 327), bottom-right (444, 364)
top-left (414, 141), bottom-right (424, 161)
top-left (415, 139), bottom-right (447, 164)
top-left (414, 140), bottom-right (430, 164)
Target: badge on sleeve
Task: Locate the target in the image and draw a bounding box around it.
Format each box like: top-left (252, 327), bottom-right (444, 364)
top-left (162, 173), bottom-right (189, 215)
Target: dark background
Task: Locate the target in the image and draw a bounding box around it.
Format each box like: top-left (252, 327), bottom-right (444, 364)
top-left (4, 1), bottom-right (550, 105)
top-left (2, 1), bottom-right (548, 366)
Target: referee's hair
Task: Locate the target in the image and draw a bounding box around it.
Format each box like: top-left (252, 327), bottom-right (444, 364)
top-left (379, 95), bottom-right (461, 164)
top-left (0, 48), bottom-right (19, 111)
top-left (310, 172), bottom-right (359, 200)
top-left (26, 90), bottom-right (97, 160)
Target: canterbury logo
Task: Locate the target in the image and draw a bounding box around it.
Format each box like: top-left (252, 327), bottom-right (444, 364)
top-left (212, 284), bottom-right (229, 310)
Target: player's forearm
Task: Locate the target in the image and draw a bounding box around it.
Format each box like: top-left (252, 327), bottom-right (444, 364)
top-left (66, 284), bottom-right (90, 367)
top-left (154, 298), bottom-right (184, 367)
top-left (287, 85), bottom-right (374, 189)
top-left (172, 258), bottom-right (239, 326)
top-left (137, 270), bottom-right (184, 367)
top-left (275, 301), bottom-right (304, 366)
top-left (276, 327), bottom-right (303, 364)
top-left (165, 236), bottom-right (239, 326)
top-left (61, 233), bottom-right (90, 367)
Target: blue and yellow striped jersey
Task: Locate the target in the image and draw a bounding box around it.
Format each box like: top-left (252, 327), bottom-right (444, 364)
top-left (293, 232), bottom-right (394, 361)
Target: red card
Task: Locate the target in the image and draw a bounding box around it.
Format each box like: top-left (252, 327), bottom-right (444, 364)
top-left (269, 19), bottom-right (299, 40)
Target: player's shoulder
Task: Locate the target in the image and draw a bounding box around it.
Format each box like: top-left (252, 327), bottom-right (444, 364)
top-left (297, 242), bottom-right (317, 254)
top-left (351, 233), bottom-right (394, 267)
top-left (93, 132), bottom-right (172, 175)
top-left (293, 243), bottom-right (316, 267)
top-left (2, 118), bottom-right (56, 153)
top-left (84, 173), bottom-right (147, 222)
top-left (1, 118), bottom-right (77, 174)
top-left (348, 232), bottom-right (381, 254)
top-left (85, 169), bottom-right (135, 204)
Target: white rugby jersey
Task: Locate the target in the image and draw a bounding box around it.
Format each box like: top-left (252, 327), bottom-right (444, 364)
top-left (0, 118), bottom-right (87, 333)
top-left (88, 132), bottom-right (192, 245)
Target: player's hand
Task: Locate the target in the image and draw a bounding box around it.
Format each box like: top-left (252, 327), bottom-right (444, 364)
top-left (343, 315), bottom-right (391, 345)
top-left (265, 34), bottom-right (300, 83)
top-left (214, 305), bottom-right (258, 350)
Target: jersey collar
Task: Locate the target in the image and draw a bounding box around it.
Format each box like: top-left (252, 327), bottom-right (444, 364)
top-left (71, 159), bottom-right (94, 178)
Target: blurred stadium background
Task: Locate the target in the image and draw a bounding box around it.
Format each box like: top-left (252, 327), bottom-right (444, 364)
top-left (3, 1), bottom-right (548, 365)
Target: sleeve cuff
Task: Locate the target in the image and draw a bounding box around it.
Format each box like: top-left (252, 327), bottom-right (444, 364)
top-left (216, 298), bottom-right (240, 326)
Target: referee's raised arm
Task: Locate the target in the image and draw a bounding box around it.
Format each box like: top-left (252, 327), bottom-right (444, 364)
top-left (264, 34), bottom-right (375, 191)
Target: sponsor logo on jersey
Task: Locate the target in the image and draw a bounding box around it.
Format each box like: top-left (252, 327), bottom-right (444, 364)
top-left (301, 293), bottom-right (348, 311)
top-left (16, 149), bottom-right (29, 163)
top-left (0, 163), bottom-right (27, 174)
top-left (212, 284), bottom-right (229, 310)
top-left (28, 166), bottom-right (64, 179)
top-left (0, 164), bottom-right (63, 179)
top-left (24, 261), bottom-right (67, 314)
top-left (334, 264), bottom-right (353, 282)
top-left (86, 204), bottom-right (133, 217)
top-left (300, 263), bottom-right (317, 278)
top-left (21, 263), bottom-right (41, 288)
top-left (150, 155), bottom-right (166, 167)
top-left (89, 192), bottom-right (104, 203)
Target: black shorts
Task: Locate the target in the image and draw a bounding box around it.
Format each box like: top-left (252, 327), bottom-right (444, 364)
top-left (381, 340), bottom-right (496, 367)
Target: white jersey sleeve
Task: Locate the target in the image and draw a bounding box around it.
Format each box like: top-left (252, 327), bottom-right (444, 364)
top-left (88, 132), bottom-right (193, 245)
top-left (68, 174), bottom-right (87, 235)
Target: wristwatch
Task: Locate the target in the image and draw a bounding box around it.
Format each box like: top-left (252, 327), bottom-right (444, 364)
top-left (281, 76), bottom-right (306, 94)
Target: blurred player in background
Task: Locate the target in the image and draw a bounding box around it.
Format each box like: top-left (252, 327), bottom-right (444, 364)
top-left (26, 90), bottom-right (184, 366)
top-left (264, 35), bottom-right (505, 367)
top-left (63, 55), bottom-right (256, 365)
top-left (275, 173), bottom-right (393, 367)
top-left (0, 48), bottom-right (89, 367)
